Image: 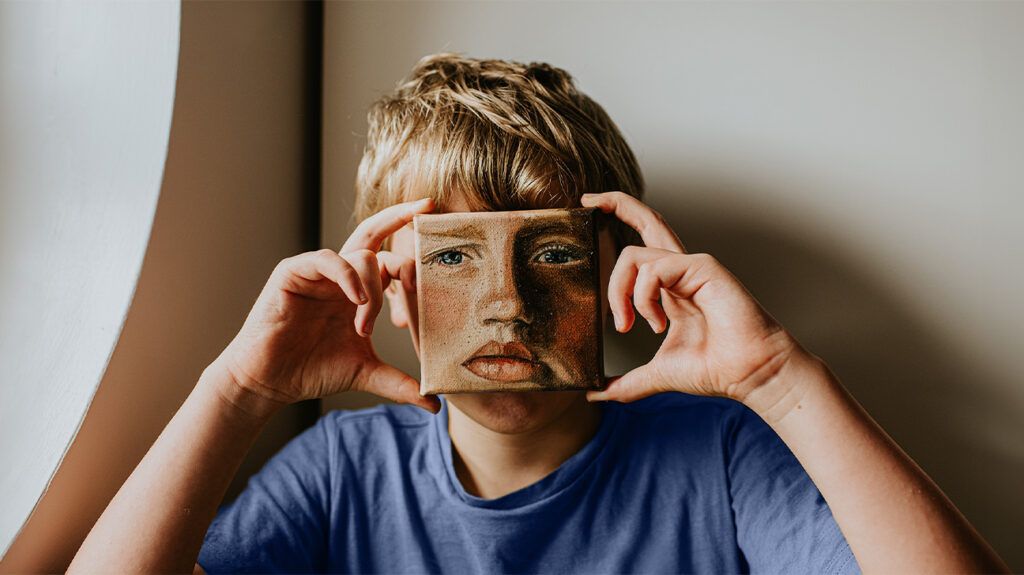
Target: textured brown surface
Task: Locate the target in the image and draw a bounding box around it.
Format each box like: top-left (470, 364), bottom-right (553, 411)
top-left (415, 208), bottom-right (604, 394)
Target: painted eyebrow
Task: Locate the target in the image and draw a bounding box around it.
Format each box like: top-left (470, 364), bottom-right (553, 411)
top-left (420, 223), bottom-right (486, 241)
top-left (516, 221), bottom-right (583, 244)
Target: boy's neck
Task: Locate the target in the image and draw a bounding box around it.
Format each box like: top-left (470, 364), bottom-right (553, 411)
top-left (446, 396), bottom-right (603, 500)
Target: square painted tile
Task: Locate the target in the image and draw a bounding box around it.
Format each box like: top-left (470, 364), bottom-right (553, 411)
top-left (414, 207), bottom-right (606, 394)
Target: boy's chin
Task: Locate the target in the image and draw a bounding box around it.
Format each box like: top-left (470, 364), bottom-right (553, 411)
top-left (445, 390), bottom-right (585, 435)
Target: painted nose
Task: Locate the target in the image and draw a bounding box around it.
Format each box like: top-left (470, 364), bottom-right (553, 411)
top-left (480, 255), bottom-right (530, 325)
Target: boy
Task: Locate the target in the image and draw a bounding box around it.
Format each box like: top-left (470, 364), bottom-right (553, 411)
top-left (70, 54), bottom-right (1007, 573)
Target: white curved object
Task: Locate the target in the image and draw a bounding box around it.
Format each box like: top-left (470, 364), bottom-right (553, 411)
top-left (0, 1), bottom-right (180, 558)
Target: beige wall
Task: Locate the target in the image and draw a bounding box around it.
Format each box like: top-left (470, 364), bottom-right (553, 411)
top-left (0, 0), bottom-right (179, 562)
top-left (321, 2), bottom-right (1024, 569)
top-left (1, 2), bottom-right (318, 571)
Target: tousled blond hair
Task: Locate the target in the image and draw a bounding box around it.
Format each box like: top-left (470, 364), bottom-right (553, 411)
top-left (354, 53), bottom-right (644, 249)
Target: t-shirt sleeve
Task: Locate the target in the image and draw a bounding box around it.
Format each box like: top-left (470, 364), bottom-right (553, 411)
top-left (197, 414), bottom-right (334, 574)
top-left (725, 404), bottom-right (860, 574)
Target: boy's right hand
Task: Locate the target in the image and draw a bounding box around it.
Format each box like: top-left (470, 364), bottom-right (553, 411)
top-left (209, 198), bottom-right (439, 418)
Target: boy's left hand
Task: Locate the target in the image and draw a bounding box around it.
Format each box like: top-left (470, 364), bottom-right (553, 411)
top-left (583, 192), bottom-right (810, 410)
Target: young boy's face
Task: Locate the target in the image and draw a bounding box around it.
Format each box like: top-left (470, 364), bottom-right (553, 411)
top-left (387, 193), bottom-right (616, 434)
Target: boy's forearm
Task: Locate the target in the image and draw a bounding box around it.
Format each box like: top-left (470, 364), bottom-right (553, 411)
top-left (68, 360), bottom-right (279, 574)
top-left (746, 351), bottom-right (1009, 573)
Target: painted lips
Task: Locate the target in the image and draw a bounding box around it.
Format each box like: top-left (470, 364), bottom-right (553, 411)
top-left (462, 341), bottom-right (542, 382)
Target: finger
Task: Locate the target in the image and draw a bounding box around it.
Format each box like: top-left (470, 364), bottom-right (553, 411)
top-left (376, 250), bottom-right (420, 354)
top-left (654, 252), bottom-right (716, 302)
top-left (620, 250), bottom-right (723, 307)
top-left (633, 261), bottom-right (668, 334)
top-left (607, 246), bottom-right (674, 332)
top-left (358, 360), bottom-right (440, 414)
top-left (581, 191), bottom-right (686, 253)
top-left (282, 249), bottom-right (367, 305)
top-left (586, 365), bottom-right (663, 403)
top-left (607, 249), bottom-right (637, 333)
top-left (342, 249), bottom-right (383, 337)
top-left (340, 197), bottom-right (434, 254)
top-left (376, 250), bottom-right (417, 294)
top-left (400, 277), bottom-right (420, 356)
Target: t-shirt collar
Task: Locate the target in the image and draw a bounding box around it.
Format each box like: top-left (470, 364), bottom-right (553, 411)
top-left (431, 394), bottom-right (620, 510)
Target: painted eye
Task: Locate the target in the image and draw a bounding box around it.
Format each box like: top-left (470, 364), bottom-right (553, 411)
top-left (534, 247), bottom-right (581, 265)
top-left (436, 250), bottom-right (466, 266)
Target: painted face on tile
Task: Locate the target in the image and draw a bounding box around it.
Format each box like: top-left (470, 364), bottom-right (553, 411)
top-left (415, 208), bottom-right (604, 394)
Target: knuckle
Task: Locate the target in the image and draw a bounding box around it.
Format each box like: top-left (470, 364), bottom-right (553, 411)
top-left (653, 254), bottom-right (677, 272)
top-left (636, 270), bottom-right (659, 294)
top-left (694, 252), bottom-right (717, 267)
top-left (315, 248), bottom-right (339, 265)
top-left (333, 260), bottom-right (357, 281)
top-left (620, 245), bottom-right (643, 260)
top-left (341, 250), bottom-right (372, 271)
top-left (353, 248), bottom-right (376, 263)
top-left (273, 253), bottom-right (302, 274)
top-left (273, 257), bottom-right (292, 272)
top-left (340, 262), bottom-right (360, 279)
top-left (375, 252), bottom-right (394, 271)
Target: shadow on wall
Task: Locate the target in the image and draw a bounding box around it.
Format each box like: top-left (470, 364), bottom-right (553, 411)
top-left (601, 182), bottom-right (1023, 570)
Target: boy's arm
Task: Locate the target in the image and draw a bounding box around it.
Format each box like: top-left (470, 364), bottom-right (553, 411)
top-left (68, 199), bottom-right (439, 573)
top-left (68, 361), bottom-right (277, 574)
top-left (748, 347), bottom-right (1007, 573)
top-left (583, 191), bottom-right (1009, 573)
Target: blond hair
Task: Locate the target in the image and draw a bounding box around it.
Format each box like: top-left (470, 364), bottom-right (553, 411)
top-left (354, 53), bottom-right (644, 249)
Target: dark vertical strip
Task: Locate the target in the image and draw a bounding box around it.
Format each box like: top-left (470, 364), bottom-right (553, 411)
top-left (303, 0), bottom-right (323, 252)
top-left (296, 0), bottom-right (325, 425)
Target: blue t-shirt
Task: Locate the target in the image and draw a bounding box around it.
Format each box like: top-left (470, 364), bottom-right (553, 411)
top-left (199, 393), bottom-right (859, 574)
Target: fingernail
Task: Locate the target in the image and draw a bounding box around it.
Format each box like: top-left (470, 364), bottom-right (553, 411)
top-left (356, 320), bottom-right (370, 337)
top-left (357, 290), bottom-right (368, 304)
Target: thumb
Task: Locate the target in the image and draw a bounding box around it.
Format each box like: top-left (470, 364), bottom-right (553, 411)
top-left (586, 364), bottom-right (662, 404)
top-left (358, 360), bottom-right (440, 414)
